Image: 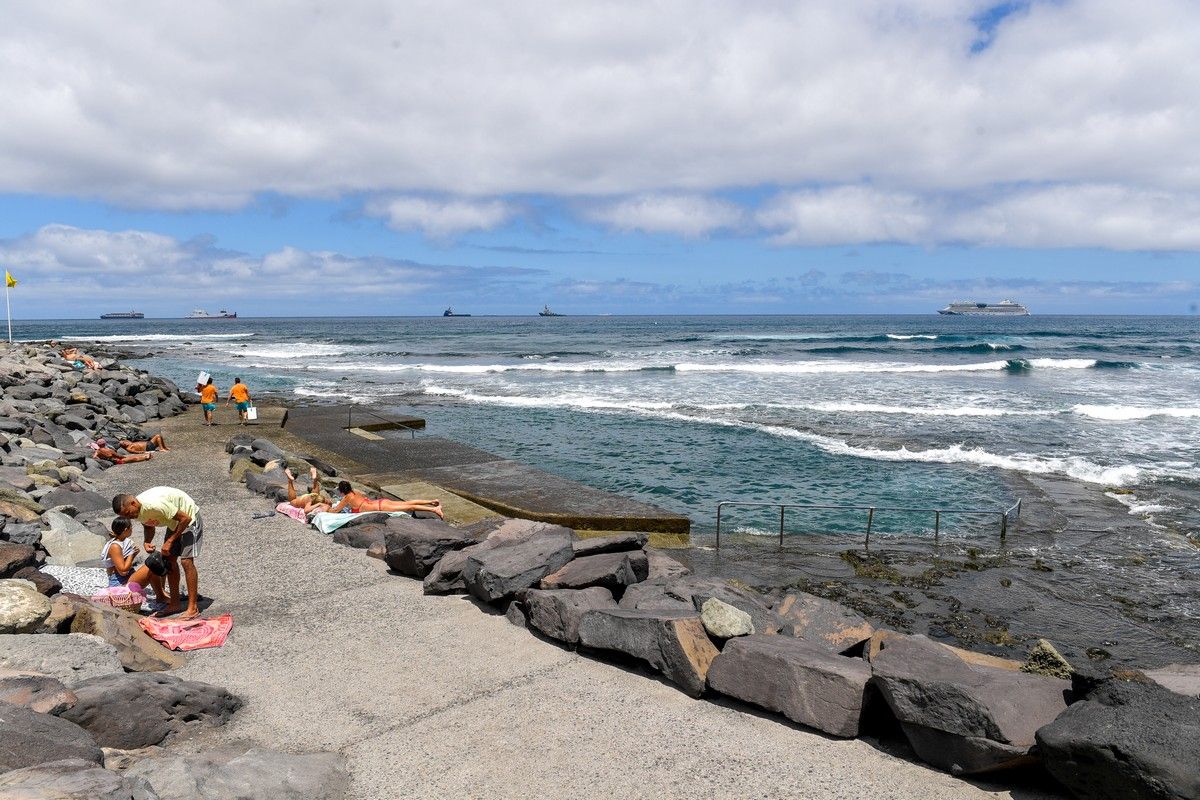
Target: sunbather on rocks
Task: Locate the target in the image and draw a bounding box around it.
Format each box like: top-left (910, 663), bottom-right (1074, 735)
top-left (94, 443), bottom-right (153, 465)
top-left (119, 433), bottom-right (170, 453)
top-left (61, 347), bottom-right (99, 370)
top-left (285, 467), bottom-right (331, 515)
top-left (330, 481), bottom-right (444, 519)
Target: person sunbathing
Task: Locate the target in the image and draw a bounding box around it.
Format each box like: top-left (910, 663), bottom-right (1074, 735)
top-left (94, 445), bottom-right (153, 465)
top-left (61, 347), bottom-right (99, 370)
top-left (329, 481), bottom-right (444, 519)
top-left (284, 467), bottom-right (332, 515)
top-left (119, 434), bottom-right (170, 453)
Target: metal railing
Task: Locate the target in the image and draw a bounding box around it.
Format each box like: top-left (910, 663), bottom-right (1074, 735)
top-left (346, 406), bottom-right (420, 440)
top-left (714, 497), bottom-right (1022, 549)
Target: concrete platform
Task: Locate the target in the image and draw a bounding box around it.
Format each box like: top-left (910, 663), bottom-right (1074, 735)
top-left (282, 405), bottom-right (690, 537)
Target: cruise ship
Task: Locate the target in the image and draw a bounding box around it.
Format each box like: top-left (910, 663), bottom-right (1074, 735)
top-left (99, 311), bottom-right (144, 320)
top-left (938, 300), bottom-right (1029, 316)
top-left (187, 309), bottom-right (238, 319)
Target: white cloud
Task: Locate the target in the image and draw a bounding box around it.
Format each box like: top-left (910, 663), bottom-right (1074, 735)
top-left (365, 196), bottom-right (517, 238)
top-left (757, 187), bottom-right (932, 246)
top-left (582, 194), bottom-right (743, 236)
top-left (2, 2), bottom-right (1200, 249)
top-left (0, 225), bottom-right (538, 308)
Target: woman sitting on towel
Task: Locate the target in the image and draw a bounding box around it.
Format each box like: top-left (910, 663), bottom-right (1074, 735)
top-left (284, 467), bottom-right (332, 515)
top-left (329, 481), bottom-right (444, 519)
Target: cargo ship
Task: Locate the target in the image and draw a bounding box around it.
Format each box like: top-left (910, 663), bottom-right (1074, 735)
top-left (187, 309), bottom-right (238, 319)
top-left (99, 311), bottom-right (144, 320)
top-left (938, 300), bottom-right (1029, 316)
top-left (443, 307), bottom-right (471, 317)
top-left (538, 304), bottom-right (564, 317)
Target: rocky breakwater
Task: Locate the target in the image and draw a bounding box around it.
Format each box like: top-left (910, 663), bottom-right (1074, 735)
top-left (0, 345), bottom-right (348, 799)
top-left (230, 432), bottom-right (1200, 799)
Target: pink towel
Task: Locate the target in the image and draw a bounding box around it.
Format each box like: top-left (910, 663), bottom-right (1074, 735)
top-left (138, 614), bottom-right (234, 651)
top-left (275, 502), bottom-right (308, 522)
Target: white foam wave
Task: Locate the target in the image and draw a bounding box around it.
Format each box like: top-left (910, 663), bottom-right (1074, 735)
top-left (807, 402), bottom-right (1051, 417)
top-left (312, 361), bottom-right (653, 374)
top-left (1072, 404), bottom-right (1200, 421)
top-left (886, 334), bottom-right (938, 340)
top-left (64, 333), bottom-right (254, 342)
top-left (236, 344), bottom-right (350, 358)
top-left (674, 360), bottom-right (1015, 374)
top-left (1105, 492), bottom-right (1173, 516)
top-left (1026, 358), bottom-right (1098, 369)
top-left (420, 385), bottom-right (673, 410)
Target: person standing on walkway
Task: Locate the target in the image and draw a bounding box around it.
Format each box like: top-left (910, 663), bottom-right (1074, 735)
top-left (228, 376), bottom-right (252, 425)
top-left (199, 377), bottom-right (219, 426)
top-left (112, 486), bottom-right (204, 620)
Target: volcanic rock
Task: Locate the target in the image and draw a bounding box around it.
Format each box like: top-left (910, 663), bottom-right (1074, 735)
top-left (577, 607), bottom-right (719, 696)
top-left (524, 587), bottom-right (618, 645)
top-left (774, 591), bottom-right (874, 653)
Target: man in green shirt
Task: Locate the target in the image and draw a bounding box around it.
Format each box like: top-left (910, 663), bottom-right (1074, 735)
top-left (112, 486), bottom-right (204, 619)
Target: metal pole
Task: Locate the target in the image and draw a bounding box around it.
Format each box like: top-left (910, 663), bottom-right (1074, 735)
top-left (715, 504), bottom-right (722, 549)
top-left (865, 507), bottom-right (875, 548)
top-left (934, 511), bottom-right (940, 542)
top-left (779, 505), bottom-right (785, 548)
top-left (5, 285), bottom-right (11, 344)
top-left (1000, 511), bottom-right (1007, 539)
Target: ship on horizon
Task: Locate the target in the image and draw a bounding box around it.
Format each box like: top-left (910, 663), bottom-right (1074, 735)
top-left (538, 304), bottom-right (564, 317)
top-left (187, 309), bottom-right (238, 319)
top-left (938, 299), bottom-right (1029, 316)
top-left (443, 306), bottom-right (471, 317)
top-left (99, 311), bottom-right (144, 320)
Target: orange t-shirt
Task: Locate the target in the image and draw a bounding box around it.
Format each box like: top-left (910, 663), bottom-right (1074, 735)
top-left (230, 383), bottom-right (250, 403)
top-left (200, 384), bottom-right (218, 403)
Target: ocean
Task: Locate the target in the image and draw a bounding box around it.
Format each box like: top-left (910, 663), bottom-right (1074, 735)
top-left (27, 313), bottom-right (1200, 664)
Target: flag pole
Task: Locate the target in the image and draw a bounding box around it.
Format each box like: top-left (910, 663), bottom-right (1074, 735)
top-left (4, 282), bottom-right (10, 344)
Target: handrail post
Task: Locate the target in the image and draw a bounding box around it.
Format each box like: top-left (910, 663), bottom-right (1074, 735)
top-left (865, 507), bottom-right (875, 549)
top-left (1000, 511), bottom-right (1007, 540)
top-left (778, 505), bottom-right (785, 548)
top-left (716, 504), bottom-right (723, 550)
top-left (934, 510), bottom-right (940, 542)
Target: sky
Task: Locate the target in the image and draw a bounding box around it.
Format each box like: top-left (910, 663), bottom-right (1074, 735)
top-left (1, 0), bottom-right (1198, 318)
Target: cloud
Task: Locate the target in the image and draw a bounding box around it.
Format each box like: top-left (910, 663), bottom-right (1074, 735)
top-left (757, 187), bottom-right (932, 246)
top-left (582, 194), bottom-right (744, 237)
top-left (1, 1), bottom-right (1197, 254)
top-left (0, 225), bottom-right (540, 309)
top-left (364, 196), bottom-right (517, 238)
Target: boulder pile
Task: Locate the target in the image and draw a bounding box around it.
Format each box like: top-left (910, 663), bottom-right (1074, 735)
top-left (229, 431), bottom-right (1200, 799)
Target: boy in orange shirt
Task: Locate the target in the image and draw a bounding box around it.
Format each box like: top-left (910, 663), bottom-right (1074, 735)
top-left (199, 378), bottom-right (219, 426)
top-left (228, 377), bottom-right (252, 425)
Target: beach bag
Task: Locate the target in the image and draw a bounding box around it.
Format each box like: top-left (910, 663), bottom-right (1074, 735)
top-left (196, 370), bottom-right (211, 387)
top-left (246, 405), bottom-right (258, 421)
top-left (90, 584), bottom-right (147, 611)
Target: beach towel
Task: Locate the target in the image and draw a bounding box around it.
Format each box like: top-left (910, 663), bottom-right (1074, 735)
top-left (138, 614), bottom-right (234, 651)
top-left (275, 502), bottom-right (308, 522)
top-left (309, 510), bottom-right (409, 535)
top-left (90, 585), bottom-right (147, 612)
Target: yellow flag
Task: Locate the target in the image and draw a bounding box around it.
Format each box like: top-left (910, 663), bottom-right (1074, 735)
top-left (4, 271), bottom-right (15, 288)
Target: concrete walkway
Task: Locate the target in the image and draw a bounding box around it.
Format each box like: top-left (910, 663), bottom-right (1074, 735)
top-left (94, 410), bottom-right (1058, 800)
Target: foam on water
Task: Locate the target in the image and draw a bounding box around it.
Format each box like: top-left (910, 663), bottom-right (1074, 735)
top-left (61, 333), bottom-right (255, 342)
top-left (1072, 404), bottom-right (1200, 421)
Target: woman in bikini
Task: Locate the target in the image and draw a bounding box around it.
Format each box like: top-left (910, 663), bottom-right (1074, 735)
top-left (284, 467), bottom-right (332, 515)
top-left (329, 481), bottom-right (444, 519)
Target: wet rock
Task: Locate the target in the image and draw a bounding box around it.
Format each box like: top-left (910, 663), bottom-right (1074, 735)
top-left (0, 578), bottom-right (53, 633)
top-left (571, 533), bottom-right (647, 557)
top-left (0, 540), bottom-right (37, 577)
top-left (774, 591), bottom-right (874, 653)
top-left (1036, 678), bottom-right (1200, 800)
top-left (525, 587), bottom-right (617, 645)
top-left (60, 672), bottom-right (243, 749)
top-left (126, 747), bottom-right (347, 800)
top-left (41, 511), bottom-right (106, 567)
top-left (539, 550), bottom-right (648, 596)
top-left (0, 632), bottom-right (123, 686)
top-left (464, 529), bottom-right (576, 605)
top-left (68, 601), bottom-right (187, 672)
top-left (870, 633), bottom-right (1071, 775)
top-left (0, 758), bottom-right (160, 799)
top-left (11, 567), bottom-right (61, 597)
top-left (1143, 663), bottom-right (1200, 698)
top-left (1022, 638), bottom-right (1073, 680)
top-left (0, 669), bottom-right (78, 714)
top-left (700, 598), bottom-right (754, 639)
top-left (383, 517), bottom-right (478, 578)
top-left (0, 705), bottom-right (104, 772)
top-left (577, 607), bottom-right (719, 696)
top-left (643, 547), bottom-right (691, 580)
top-left (708, 634), bottom-right (872, 737)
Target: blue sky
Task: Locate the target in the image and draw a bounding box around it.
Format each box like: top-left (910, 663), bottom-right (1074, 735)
top-left (1, 1), bottom-right (1197, 317)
